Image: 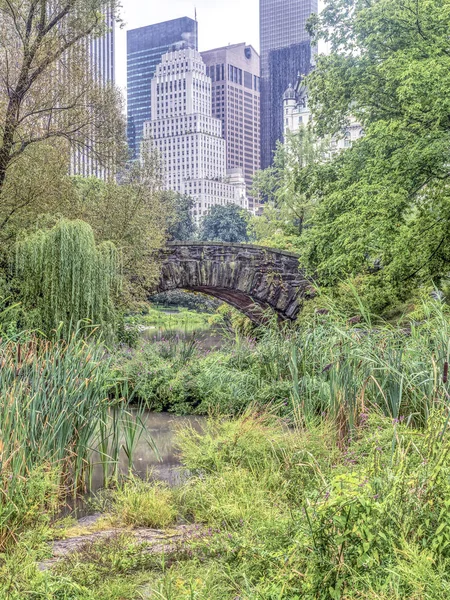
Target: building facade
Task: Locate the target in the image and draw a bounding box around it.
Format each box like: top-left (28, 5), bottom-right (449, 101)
top-left (144, 48), bottom-right (248, 224)
top-left (283, 78), bottom-right (364, 153)
top-left (70, 5), bottom-right (115, 179)
top-left (201, 43), bottom-right (261, 212)
top-left (260, 0), bottom-right (318, 169)
top-left (90, 8), bottom-right (115, 84)
top-left (127, 17), bottom-right (198, 159)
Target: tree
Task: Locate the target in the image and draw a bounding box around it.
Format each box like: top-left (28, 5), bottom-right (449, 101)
top-left (15, 219), bottom-right (120, 337)
top-left (72, 147), bottom-right (172, 304)
top-left (250, 127), bottom-right (329, 251)
top-left (166, 192), bottom-right (197, 241)
top-left (0, 141), bottom-right (76, 260)
top-left (199, 204), bottom-right (250, 243)
top-left (300, 0), bottom-right (450, 290)
top-left (0, 0), bottom-right (125, 197)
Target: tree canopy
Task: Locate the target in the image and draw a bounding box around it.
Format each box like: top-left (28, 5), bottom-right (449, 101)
top-left (166, 192), bottom-right (197, 241)
top-left (200, 204), bottom-right (250, 243)
top-left (15, 219), bottom-right (120, 337)
top-left (298, 0), bottom-right (450, 291)
top-left (71, 149), bottom-right (172, 304)
top-left (0, 0), bottom-right (125, 195)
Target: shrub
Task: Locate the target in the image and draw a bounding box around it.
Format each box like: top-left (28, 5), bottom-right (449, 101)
top-left (176, 410), bottom-right (291, 476)
top-left (110, 479), bottom-right (177, 529)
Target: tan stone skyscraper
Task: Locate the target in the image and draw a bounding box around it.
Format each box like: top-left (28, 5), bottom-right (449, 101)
top-left (144, 48), bottom-right (248, 224)
top-left (201, 44), bottom-right (261, 213)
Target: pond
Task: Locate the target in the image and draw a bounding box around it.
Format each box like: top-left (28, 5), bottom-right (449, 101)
top-left (140, 324), bottom-right (226, 352)
top-left (90, 411), bottom-right (205, 491)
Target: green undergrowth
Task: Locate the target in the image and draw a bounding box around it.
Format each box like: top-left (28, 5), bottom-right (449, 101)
top-left (3, 410), bottom-right (450, 598)
top-left (125, 307), bottom-right (214, 332)
top-left (115, 300), bottom-right (450, 428)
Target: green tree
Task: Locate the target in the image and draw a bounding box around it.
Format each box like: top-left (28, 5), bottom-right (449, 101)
top-left (0, 0), bottom-right (125, 197)
top-left (166, 192), bottom-right (197, 241)
top-left (72, 148), bottom-right (172, 304)
top-left (250, 128), bottom-right (328, 252)
top-left (0, 142), bottom-right (76, 262)
top-left (200, 204), bottom-right (250, 243)
top-left (301, 0), bottom-right (450, 291)
top-left (15, 219), bottom-right (120, 337)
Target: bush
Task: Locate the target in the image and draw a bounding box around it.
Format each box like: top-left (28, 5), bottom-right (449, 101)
top-left (0, 466), bottom-right (60, 551)
top-left (110, 479), bottom-right (177, 529)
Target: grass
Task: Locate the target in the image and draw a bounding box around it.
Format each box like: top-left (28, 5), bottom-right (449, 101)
top-left (3, 299), bottom-right (450, 598)
top-left (126, 306), bottom-right (214, 332)
top-left (109, 478), bottom-right (177, 529)
top-left (0, 327), bottom-right (147, 552)
top-left (3, 408), bottom-right (450, 598)
top-left (116, 299), bottom-right (450, 432)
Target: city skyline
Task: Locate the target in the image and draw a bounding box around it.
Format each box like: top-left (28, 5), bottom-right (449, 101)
top-left (201, 43), bottom-right (261, 211)
top-left (260, 0), bottom-right (318, 168)
top-left (145, 47), bottom-right (248, 223)
top-left (127, 17), bottom-right (198, 158)
top-left (116, 0), bottom-right (259, 93)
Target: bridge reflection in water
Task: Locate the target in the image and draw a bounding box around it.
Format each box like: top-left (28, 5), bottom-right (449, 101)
top-left (157, 242), bottom-right (313, 324)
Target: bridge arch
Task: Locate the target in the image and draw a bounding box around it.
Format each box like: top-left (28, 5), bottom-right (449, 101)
top-left (157, 242), bottom-right (313, 324)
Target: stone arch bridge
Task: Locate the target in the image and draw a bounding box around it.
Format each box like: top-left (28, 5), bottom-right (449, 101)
top-left (157, 242), bottom-right (313, 324)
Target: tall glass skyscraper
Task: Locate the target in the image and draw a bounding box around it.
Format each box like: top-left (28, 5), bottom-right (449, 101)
top-left (260, 0), bottom-right (318, 168)
top-left (127, 17), bottom-right (198, 159)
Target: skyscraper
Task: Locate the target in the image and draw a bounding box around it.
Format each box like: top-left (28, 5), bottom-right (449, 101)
top-left (201, 43), bottom-right (261, 211)
top-left (127, 17), bottom-right (198, 159)
top-left (70, 5), bottom-right (115, 178)
top-left (89, 7), bottom-right (115, 84)
top-left (144, 48), bottom-right (248, 224)
top-left (260, 0), bottom-right (318, 168)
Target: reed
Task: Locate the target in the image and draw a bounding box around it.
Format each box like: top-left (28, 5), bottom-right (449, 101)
top-left (0, 327), bottom-right (145, 493)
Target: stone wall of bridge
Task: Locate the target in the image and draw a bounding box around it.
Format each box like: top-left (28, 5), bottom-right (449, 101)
top-left (157, 242), bottom-right (313, 324)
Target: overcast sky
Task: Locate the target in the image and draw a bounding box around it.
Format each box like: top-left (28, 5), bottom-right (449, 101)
top-left (115, 0), bottom-right (260, 92)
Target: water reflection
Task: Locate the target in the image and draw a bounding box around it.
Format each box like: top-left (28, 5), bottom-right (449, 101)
top-left (140, 324), bottom-right (226, 352)
top-left (91, 411), bottom-right (205, 490)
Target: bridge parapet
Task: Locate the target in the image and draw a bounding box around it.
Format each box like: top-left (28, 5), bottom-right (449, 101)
top-left (158, 242), bottom-right (313, 323)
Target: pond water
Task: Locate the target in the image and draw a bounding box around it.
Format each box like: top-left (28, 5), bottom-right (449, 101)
top-left (90, 411), bottom-right (205, 492)
top-left (140, 323), bottom-right (226, 352)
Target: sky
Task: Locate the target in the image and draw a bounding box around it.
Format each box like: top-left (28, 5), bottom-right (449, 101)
top-left (115, 0), bottom-right (260, 93)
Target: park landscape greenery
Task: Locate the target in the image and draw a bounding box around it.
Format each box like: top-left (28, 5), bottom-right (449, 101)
top-left (1, 0), bottom-right (450, 598)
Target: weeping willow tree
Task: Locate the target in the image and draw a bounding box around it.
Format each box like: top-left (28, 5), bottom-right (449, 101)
top-left (15, 219), bottom-right (121, 337)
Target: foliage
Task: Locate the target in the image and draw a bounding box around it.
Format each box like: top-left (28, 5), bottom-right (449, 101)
top-left (125, 307), bottom-right (212, 330)
top-left (115, 298), bottom-right (450, 430)
top-left (6, 409), bottom-right (450, 598)
top-left (0, 0), bottom-right (125, 195)
top-left (72, 148), bottom-right (171, 304)
top-left (251, 128), bottom-right (327, 246)
top-left (215, 303), bottom-right (255, 337)
top-left (15, 219), bottom-right (120, 338)
top-left (110, 479), bottom-right (177, 529)
top-left (199, 204), bottom-right (250, 243)
top-left (0, 328), bottom-right (149, 552)
top-left (165, 192), bottom-right (197, 241)
top-left (299, 0), bottom-right (450, 291)
top-left (0, 142), bottom-right (77, 260)
top-left (149, 290), bottom-right (221, 313)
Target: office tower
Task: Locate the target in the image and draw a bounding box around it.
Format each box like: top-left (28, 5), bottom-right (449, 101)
top-left (260, 0), bottom-right (318, 168)
top-left (144, 48), bottom-right (248, 224)
top-left (90, 7), bottom-right (115, 83)
top-left (201, 44), bottom-right (260, 212)
top-left (127, 17), bottom-right (198, 159)
top-left (70, 5), bottom-right (115, 178)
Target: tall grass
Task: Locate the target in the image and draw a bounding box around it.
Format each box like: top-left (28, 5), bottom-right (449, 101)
top-left (0, 327), bottom-right (146, 489)
top-left (122, 299), bottom-right (450, 430)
